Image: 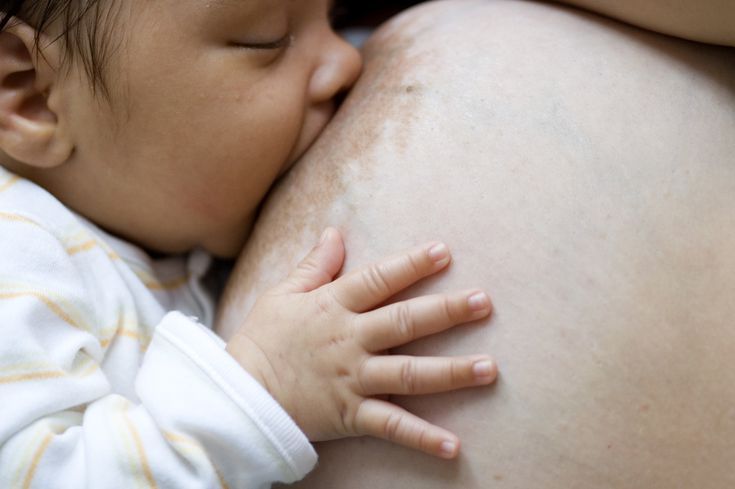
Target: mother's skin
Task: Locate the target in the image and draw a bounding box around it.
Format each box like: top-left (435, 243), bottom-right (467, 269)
top-left (217, 1), bottom-right (735, 487)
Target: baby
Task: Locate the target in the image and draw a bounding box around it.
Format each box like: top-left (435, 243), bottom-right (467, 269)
top-left (0, 1), bottom-right (497, 488)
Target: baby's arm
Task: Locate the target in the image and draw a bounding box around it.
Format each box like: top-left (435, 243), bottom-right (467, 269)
top-left (0, 216), bottom-right (492, 488)
top-left (553, 0), bottom-right (735, 46)
top-left (0, 217), bottom-right (315, 488)
top-left (224, 228), bottom-right (497, 458)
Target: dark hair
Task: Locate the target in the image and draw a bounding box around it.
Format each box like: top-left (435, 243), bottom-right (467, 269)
top-left (0, 0), bottom-right (115, 98)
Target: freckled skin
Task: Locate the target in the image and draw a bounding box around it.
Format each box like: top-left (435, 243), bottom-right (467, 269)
top-left (218, 1), bottom-right (735, 487)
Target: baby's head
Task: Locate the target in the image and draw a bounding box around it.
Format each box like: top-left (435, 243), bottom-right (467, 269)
top-left (0, 0), bottom-right (361, 256)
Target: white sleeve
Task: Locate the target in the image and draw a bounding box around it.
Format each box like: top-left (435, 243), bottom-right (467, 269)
top-left (0, 215), bottom-right (317, 489)
top-left (136, 312), bottom-right (318, 488)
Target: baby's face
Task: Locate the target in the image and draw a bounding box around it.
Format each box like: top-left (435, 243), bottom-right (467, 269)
top-left (53, 0), bottom-right (361, 256)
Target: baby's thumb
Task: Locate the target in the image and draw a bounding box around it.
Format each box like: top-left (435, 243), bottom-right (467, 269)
top-left (275, 227), bottom-right (345, 294)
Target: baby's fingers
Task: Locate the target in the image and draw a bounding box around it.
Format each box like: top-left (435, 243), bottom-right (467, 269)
top-left (357, 290), bottom-right (492, 352)
top-left (354, 398), bottom-right (460, 459)
top-left (271, 228), bottom-right (345, 294)
top-left (359, 355), bottom-right (497, 396)
top-left (331, 242), bottom-right (452, 312)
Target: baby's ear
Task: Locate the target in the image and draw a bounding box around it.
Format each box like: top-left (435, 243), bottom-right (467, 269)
top-left (0, 20), bottom-right (72, 168)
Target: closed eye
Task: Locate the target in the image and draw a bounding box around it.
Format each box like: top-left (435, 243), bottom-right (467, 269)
top-left (232, 33), bottom-right (293, 50)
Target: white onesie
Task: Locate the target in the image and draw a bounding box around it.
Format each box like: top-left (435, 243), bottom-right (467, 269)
top-left (0, 167), bottom-right (317, 489)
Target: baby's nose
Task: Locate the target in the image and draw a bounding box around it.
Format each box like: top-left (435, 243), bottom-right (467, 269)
top-left (309, 33), bottom-right (363, 104)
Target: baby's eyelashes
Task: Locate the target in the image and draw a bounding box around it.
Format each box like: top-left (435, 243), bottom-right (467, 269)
top-left (231, 33), bottom-right (294, 51)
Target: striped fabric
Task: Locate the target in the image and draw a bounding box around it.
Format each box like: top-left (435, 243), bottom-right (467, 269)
top-left (0, 167), bottom-right (317, 488)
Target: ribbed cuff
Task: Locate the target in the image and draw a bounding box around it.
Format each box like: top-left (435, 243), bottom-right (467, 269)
top-left (155, 312), bottom-right (318, 479)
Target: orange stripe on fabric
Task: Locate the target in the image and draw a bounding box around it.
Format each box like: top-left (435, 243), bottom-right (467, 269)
top-left (0, 354), bottom-right (97, 383)
top-left (100, 320), bottom-right (152, 352)
top-left (0, 291), bottom-right (87, 332)
top-left (0, 370), bottom-right (64, 385)
top-left (123, 412), bottom-right (158, 488)
top-left (99, 314), bottom-right (125, 349)
top-left (163, 431), bottom-right (196, 446)
top-left (66, 240), bottom-right (120, 259)
top-left (78, 362), bottom-right (100, 378)
top-left (0, 175), bottom-right (19, 193)
top-left (64, 229), bottom-right (120, 260)
top-left (100, 332), bottom-right (150, 352)
top-left (21, 433), bottom-right (53, 489)
top-left (0, 212), bottom-right (41, 227)
top-left (66, 240), bottom-right (98, 255)
top-left (119, 329), bottom-right (145, 341)
top-left (114, 403), bottom-right (143, 486)
top-left (143, 275), bottom-right (190, 291)
top-left (0, 361), bottom-right (53, 374)
top-left (214, 465), bottom-right (230, 489)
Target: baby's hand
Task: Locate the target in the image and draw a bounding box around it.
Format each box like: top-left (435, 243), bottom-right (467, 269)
top-left (226, 228), bottom-right (496, 459)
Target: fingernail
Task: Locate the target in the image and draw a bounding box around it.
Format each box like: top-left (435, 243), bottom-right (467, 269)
top-left (468, 292), bottom-right (490, 311)
top-left (473, 360), bottom-right (495, 379)
top-left (319, 229), bottom-right (331, 245)
top-left (440, 440), bottom-right (458, 458)
top-left (428, 243), bottom-right (449, 262)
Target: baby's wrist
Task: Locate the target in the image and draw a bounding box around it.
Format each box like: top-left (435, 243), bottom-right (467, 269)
top-left (225, 334), bottom-right (288, 412)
